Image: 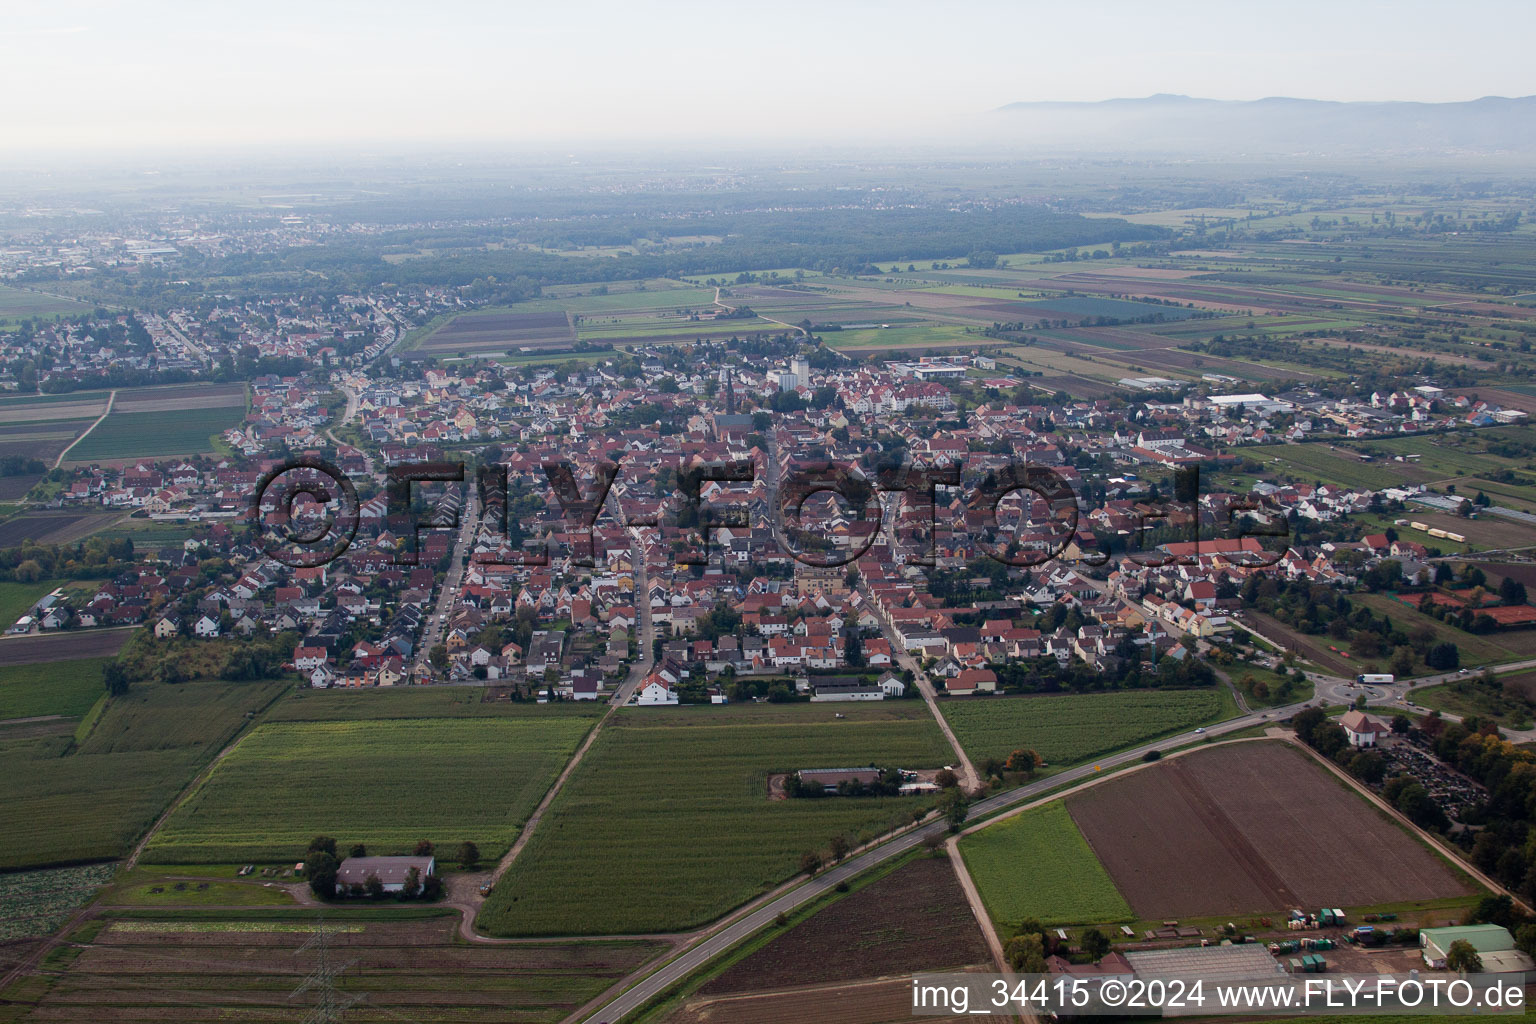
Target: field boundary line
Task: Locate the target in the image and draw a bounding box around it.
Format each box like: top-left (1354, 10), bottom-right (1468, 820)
top-left (1285, 735), bottom-right (1532, 916)
top-left (125, 681), bottom-right (291, 869)
top-left (52, 389), bottom-right (115, 469)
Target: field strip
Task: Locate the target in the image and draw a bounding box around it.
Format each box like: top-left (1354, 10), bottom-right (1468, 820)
top-left (52, 388), bottom-right (115, 469)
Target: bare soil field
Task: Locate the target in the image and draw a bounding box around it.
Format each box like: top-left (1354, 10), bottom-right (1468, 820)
top-left (18, 915), bottom-right (669, 1024)
top-left (668, 975), bottom-right (1011, 1024)
top-left (700, 858), bottom-right (989, 997)
top-left (1475, 388), bottom-right (1536, 416)
top-left (0, 628), bottom-right (131, 666)
top-left (421, 310), bottom-right (575, 353)
top-left (0, 400), bottom-right (108, 426)
top-left (1068, 741), bottom-right (1469, 920)
top-left (111, 383), bottom-right (246, 414)
top-left (0, 513), bottom-right (97, 547)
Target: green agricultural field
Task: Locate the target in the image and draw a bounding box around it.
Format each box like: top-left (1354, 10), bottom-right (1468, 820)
top-left (0, 678), bottom-right (286, 870)
top-left (1413, 680), bottom-right (1535, 730)
top-left (0, 578), bottom-right (74, 631)
top-left (67, 406), bottom-right (244, 462)
top-left (0, 656), bottom-right (115, 721)
top-left (0, 739), bottom-right (206, 869)
top-left (76, 678), bottom-right (288, 754)
top-left (940, 689), bottom-right (1225, 768)
top-left (481, 703), bottom-right (952, 936)
top-left (1249, 444), bottom-right (1416, 490)
top-left (0, 284), bottom-right (90, 326)
top-left (146, 716), bottom-right (593, 863)
top-left (959, 802), bottom-right (1132, 928)
top-left (823, 324), bottom-right (977, 351)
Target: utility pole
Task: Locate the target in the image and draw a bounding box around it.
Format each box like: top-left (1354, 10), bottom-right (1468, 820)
top-left (290, 922), bottom-right (364, 1024)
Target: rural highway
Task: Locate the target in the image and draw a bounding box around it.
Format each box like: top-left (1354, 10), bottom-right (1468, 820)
top-left (578, 696), bottom-right (1310, 1024)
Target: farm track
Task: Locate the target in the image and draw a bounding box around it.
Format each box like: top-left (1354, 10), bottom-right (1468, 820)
top-left (52, 389), bottom-right (115, 468)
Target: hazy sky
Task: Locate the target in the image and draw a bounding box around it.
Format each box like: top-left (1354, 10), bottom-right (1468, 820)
top-left (6, 0), bottom-right (1535, 153)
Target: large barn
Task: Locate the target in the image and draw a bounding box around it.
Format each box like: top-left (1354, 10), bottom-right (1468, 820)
top-left (335, 855), bottom-right (436, 893)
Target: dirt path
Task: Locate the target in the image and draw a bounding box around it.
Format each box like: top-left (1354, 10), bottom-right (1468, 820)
top-left (53, 389), bottom-right (115, 468)
top-left (945, 840), bottom-right (1008, 972)
top-left (714, 286), bottom-right (807, 336)
top-left (461, 531), bottom-right (654, 940)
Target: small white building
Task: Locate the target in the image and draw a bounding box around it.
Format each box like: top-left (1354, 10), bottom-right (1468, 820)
top-left (1339, 709), bottom-right (1389, 748)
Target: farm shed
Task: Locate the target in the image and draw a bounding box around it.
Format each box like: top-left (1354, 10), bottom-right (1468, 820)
top-left (1420, 924), bottom-right (1534, 973)
top-left (796, 768), bottom-right (881, 793)
top-left (810, 679), bottom-right (884, 702)
top-left (336, 855), bottom-right (436, 894)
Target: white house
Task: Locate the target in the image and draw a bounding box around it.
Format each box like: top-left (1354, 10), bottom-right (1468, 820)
top-left (194, 614), bottom-right (221, 638)
top-left (878, 673), bottom-right (906, 698)
top-left (635, 676), bottom-right (679, 706)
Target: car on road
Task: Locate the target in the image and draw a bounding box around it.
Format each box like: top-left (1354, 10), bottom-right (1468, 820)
top-left (1194, 727), bottom-right (1206, 734)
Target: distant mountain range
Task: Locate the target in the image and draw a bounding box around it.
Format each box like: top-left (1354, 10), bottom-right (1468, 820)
top-left (991, 94), bottom-right (1536, 158)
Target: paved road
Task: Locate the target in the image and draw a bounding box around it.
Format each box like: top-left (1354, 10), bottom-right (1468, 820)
top-left (1307, 657), bottom-right (1536, 741)
top-left (414, 487), bottom-right (477, 681)
top-left (578, 697), bottom-right (1306, 1024)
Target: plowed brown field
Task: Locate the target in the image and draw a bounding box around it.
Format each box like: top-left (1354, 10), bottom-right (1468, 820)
top-left (1068, 741), bottom-right (1468, 919)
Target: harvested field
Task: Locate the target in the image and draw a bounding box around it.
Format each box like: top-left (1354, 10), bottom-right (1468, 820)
top-left (700, 858), bottom-right (989, 997)
top-left (1068, 741), bottom-right (1469, 920)
top-left (665, 976), bottom-right (1012, 1024)
top-left (0, 475), bottom-right (39, 500)
top-left (1029, 374), bottom-right (1122, 398)
top-left (16, 914), bottom-right (668, 1024)
top-left (109, 383), bottom-right (246, 413)
top-left (0, 398), bottom-right (108, 425)
top-left (0, 628), bottom-right (132, 666)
